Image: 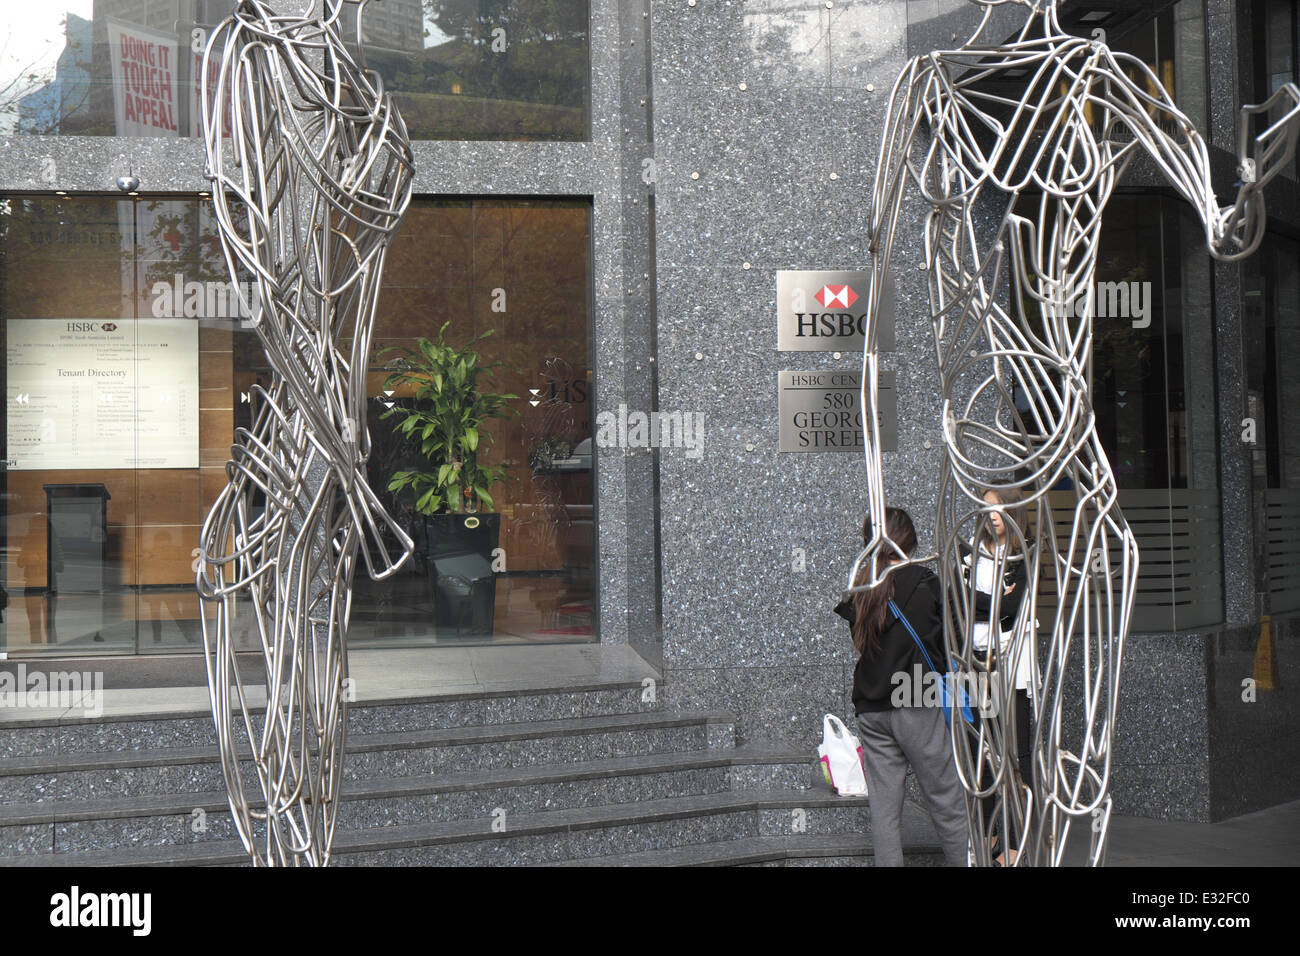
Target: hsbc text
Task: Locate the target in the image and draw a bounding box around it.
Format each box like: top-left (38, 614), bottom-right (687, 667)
top-left (793, 312), bottom-right (867, 338)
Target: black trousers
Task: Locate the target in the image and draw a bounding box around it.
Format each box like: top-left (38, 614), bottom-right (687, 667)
top-left (978, 685), bottom-right (1032, 849)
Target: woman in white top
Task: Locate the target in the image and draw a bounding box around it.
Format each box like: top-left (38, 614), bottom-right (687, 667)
top-left (961, 487), bottom-right (1035, 865)
top-left (967, 493), bottom-right (1033, 693)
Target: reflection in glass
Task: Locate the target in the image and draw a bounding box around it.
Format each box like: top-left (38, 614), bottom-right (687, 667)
top-left (356, 199), bottom-right (594, 646)
top-left (0, 194), bottom-right (594, 658)
top-left (1093, 196), bottom-right (1222, 630)
top-left (744, 0), bottom-right (902, 88)
top-left (1258, 0), bottom-right (1300, 177)
top-left (1012, 193), bottom-right (1223, 631)
top-left (1092, 0), bottom-right (1208, 141)
top-left (354, 1), bottom-right (589, 141)
top-left (1253, 234), bottom-right (1300, 611)
top-left (0, 1), bottom-right (589, 140)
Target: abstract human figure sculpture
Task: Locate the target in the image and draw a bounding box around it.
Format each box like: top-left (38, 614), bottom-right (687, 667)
top-left (849, 0), bottom-right (1300, 866)
top-left (197, 0), bottom-right (414, 866)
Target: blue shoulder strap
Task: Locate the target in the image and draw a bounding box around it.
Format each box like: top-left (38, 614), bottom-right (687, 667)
top-left (888, 598), bottom-right (974, 726)
top-left (888, 599), bottom-right (939, 673)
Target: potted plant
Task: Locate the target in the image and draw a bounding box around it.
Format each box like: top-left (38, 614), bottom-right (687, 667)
top-left (379, 322), bottom-right (519, 636)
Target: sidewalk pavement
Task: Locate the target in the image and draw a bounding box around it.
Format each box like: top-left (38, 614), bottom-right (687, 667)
top-left (1060, 798), bottom-right (1300, 866)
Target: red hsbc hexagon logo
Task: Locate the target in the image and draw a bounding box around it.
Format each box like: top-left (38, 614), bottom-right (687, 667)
top-left (101, 323), bottom-right (118, 332)
top-left (815, 284), bottom-right (858, 309)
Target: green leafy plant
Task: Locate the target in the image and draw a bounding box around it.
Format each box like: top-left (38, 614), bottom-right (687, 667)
top-left (379, 322), bottom-right (519, 515)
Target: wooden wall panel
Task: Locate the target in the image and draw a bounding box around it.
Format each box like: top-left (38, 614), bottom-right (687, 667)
top-left (137, 524), bottom-right (201, 586)
top-left (3, 469), bottom-right (138, 589)
top-left (199, 352), bottom-right (235, 408)
top-left (137, 470), bottom-right (200, 525)
top-left (199, 409), bottom-right (234, 467)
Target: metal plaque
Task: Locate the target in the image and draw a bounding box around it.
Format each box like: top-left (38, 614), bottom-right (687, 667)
top-left (776, 270), bottom-right (896, 352)
top-left (778, 369), bottom-right (896, 453)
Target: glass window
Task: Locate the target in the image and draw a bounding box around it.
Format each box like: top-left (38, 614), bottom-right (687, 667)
top-left (1249, 233), bottom-right (1300, 611)
top-left (357, 198), bottom-right (596, 646)
top-left (351, 1), bottom-right (590, 141)
top-left (0, 194), bottom-right (594, 658)
top-left (1060, 0), bottom-right (1208, 140)
top-left (1092, 195), bottom-right (1222, 630)
top-left (1255, 0), bottom-right (1300, 177)
top-left (1091, 197), bottom-right (1218, 494)
top-left (1011, 193), bottom-right (1222, 632)
top-left (0, 1), bottom-right (589, 141)
top-left (0, 195), bottom-right (237, 655)
top-left (1265, 0), bottom-right (1296, 93)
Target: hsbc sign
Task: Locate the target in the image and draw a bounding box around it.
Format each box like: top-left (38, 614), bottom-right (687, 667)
top-left (776, 270), bottom-right (896, 352)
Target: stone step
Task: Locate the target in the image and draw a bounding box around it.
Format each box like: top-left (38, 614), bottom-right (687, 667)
top-left (313, 790), bottom-right (896, 866)
top-left (333, 747), bottom-right (812, 833)
top-left (542, 829), bottom-right (947, 867)
top-left (0, 678), bottom-right (659, 759)
top-left (0, 710), bottom-right (737, 803)
top-left (0, 790), bottom-right (905, 866)
top-left (0, 747), bottom-right (815, 855)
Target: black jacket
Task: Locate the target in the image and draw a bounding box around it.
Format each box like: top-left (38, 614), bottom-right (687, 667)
top-left (959, 539), bottom-right (1031, 632)
top-left (835, 564), bottom-right (949, 714)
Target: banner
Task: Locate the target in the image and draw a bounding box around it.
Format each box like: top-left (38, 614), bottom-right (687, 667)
top-left (106, 18), bottom-right (180, 137)
top-left (190, 44), bottom-right (231, 138)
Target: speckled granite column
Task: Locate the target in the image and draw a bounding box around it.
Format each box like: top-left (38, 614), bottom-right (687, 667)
top-left (1204, 0), bottom-right (1257, 627)
top-left (649, 0), bottom-right (947, 747)
top-left (1214, 255), bottom-right (1259, 627)
top-left (613, 0), bottom-right (661, 654)
top-left (1095, 614), bottom-right (1300, 823)
top-left (1206, 0), bottom-right (1244, 150)
top-left (579, 0), bottom-right (662, 649)
top-left (1106, 632), bottom-right (1212, 822)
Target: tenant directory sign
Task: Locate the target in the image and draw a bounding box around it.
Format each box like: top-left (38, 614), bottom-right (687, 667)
top-left (6, 318), bottom-right (199, 470)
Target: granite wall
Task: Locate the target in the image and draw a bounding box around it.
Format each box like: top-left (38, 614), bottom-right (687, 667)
top-left (650, 0), bottom-right (931, 748)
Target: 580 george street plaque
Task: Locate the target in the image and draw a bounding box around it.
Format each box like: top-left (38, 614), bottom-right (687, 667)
top-left (778, 370), bottom-right (896, 453)
top-left (776, 270), bottom-right (895, 352)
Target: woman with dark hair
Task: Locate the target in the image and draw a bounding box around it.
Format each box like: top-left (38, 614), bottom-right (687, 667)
top-left (834, 507), bottom-right (969, 866)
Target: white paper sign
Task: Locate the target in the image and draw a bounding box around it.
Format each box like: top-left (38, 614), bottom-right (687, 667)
top-left (6, 319), bottom-right (198, 470)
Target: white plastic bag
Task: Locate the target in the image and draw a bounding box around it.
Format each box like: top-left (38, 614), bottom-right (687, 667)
top-left (817, 714), bottom-right (868, 795)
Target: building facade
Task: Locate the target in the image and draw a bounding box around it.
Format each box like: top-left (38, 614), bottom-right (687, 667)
top-left (0, 0), bottom-right (1296, 823)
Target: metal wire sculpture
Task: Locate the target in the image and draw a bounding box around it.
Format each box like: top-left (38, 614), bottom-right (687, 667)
top-left (848, 0), bottom-right (1300, 866)
top-left (196, 0), bottom-right (414, 866)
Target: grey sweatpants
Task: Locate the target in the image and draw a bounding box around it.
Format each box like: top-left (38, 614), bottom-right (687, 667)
top-left (856, 707), bottom-right (970, 866)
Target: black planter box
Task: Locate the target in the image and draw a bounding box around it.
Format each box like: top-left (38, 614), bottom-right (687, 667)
top-left (425, 512), bottom-right (500, 638)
